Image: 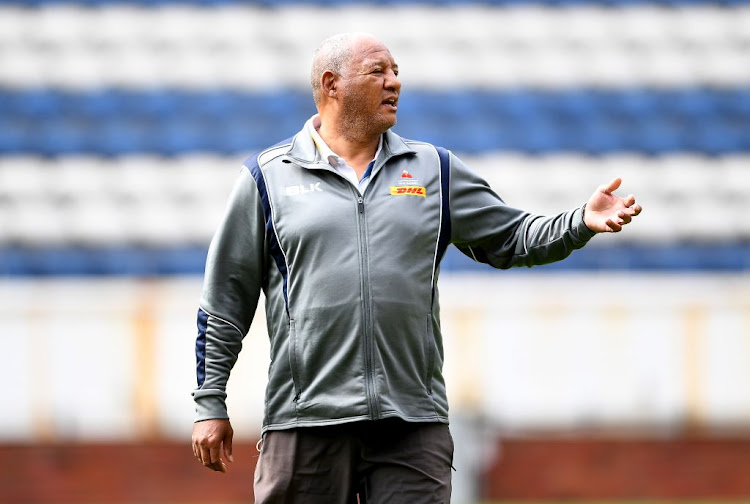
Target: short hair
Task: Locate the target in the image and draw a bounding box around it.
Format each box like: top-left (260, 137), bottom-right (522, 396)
top-left (310, 33), bottom-right (374, 105)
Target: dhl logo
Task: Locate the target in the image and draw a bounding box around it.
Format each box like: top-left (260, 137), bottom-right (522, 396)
top-left (390, 186), bottom-right (427, 197)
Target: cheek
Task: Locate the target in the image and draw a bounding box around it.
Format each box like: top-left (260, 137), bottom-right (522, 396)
top-left (347, 89), bottom-right (379, 110)
top-left (340, 79), bottom-right (384, 111)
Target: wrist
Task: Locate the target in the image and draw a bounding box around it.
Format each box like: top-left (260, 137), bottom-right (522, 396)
top-left (581, 203), bottom-right (595, 233)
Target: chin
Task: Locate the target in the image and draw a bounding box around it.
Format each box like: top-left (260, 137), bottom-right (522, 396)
top-left (376, 115), bottom-right (397, 133)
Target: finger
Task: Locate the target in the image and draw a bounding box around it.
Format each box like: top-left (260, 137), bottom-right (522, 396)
top-left (618, 211), bottom-right (632, 224)
top-left (224, 431), bottom-right (234, 463)
top-left (209, 459), bottom-right (227, 473)
top-left (200, 444), bottom-right (212, 468)
top-left (633, 204), bottom-right (642, 216)
top-left (624, 194), bottom-right (636, 207)
top-left (600, 177), bottom-right (622, 195)
top-left (209, 441), bottom-right (227, 473)
top-left (209, 441), bottom-right (222, 464)
top-left (606, 218), bottom-right (622, 232)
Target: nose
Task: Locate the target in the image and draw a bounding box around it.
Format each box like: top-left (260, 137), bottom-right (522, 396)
top-left (385, 69), bottom-right (401, 93)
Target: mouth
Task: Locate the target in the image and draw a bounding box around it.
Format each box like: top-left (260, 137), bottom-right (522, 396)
top-left (382, 97), bottom-right (398, 109)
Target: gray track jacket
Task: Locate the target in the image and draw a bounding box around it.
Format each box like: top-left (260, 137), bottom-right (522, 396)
top-left (193, 126), bottom-right (596, 432)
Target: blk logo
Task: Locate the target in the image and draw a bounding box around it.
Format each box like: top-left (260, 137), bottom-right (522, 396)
top-left (285, 183), bottom-right (323, 196)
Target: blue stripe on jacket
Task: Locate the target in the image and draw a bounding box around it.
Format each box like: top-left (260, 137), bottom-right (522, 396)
top-left (196, 308), bottom-right (208, 387)
top-left (244, 150), bottom-right (291, 313)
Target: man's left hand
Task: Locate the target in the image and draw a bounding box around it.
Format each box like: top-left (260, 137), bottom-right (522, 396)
top-left (584, 177), bottom-right (642, 233)
top-left (192, 418), bottom-right (234, 473)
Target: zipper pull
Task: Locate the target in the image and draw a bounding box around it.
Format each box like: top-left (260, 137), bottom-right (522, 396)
top-left (358, 196), bottom-right (364, 213)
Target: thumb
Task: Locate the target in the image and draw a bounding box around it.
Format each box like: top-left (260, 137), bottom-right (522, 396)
top-left (600, 177), bottom-right (621, 195)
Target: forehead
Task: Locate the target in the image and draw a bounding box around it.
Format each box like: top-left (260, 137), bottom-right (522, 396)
top-left (351, 38), bottom-right (397, 67)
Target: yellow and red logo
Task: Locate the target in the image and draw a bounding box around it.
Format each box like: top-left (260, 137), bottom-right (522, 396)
top-left (390, 186), bottom-right (426, 197)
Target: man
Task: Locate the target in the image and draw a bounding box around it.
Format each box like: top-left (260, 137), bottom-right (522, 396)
top-left (191, 33), bottom-right (641, 503)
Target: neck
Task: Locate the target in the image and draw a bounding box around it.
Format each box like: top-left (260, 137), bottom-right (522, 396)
top-left (318, 118), bottom-right (380, 176)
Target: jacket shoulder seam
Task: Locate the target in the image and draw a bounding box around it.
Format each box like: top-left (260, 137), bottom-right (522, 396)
top-left (244, 144), bottom-right (291, 171)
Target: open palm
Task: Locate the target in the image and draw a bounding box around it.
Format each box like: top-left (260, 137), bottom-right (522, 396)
top-left (584, 177), bottom-right (642, 233)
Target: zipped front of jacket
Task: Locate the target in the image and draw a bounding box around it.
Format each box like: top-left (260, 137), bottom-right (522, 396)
top-left (286, 156), bottom-right (384, 420)
top-left (353, 189), bottom-right (379, 419)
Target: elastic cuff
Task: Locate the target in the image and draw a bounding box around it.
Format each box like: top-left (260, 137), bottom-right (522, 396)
top-left (575, 204), bottom-right (597, 240)
top-left (194, 394), bottom-right (229, 422)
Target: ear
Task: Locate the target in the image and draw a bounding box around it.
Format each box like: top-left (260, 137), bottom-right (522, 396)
top-left (321, 71), bottom-right (338, 98)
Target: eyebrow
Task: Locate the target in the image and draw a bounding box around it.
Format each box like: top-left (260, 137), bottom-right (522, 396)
top-left (365, 60), bottom-right (398, 71)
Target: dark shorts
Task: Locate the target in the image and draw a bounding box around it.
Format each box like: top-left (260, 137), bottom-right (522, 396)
top-left (253, 419), bottom-right (453, 504)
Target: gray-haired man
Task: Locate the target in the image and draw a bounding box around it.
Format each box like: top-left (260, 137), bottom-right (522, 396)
top-left (191, 32), bottom-right (641, 504)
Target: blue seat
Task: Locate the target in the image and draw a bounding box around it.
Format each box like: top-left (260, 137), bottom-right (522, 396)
top-left (33, 248), bottom-right (101, 276)
top-left (122, 90), bottom-right (182, 119)
top-left (185, 91), bottom-right (237, 119)
top-left (97, 247), bottom-right (152, 275)
top-left (491, 90), bottom-right (543, 122)
top-left (153, 246), bottom-right (207, 275)
top-left (0, 118), bottom-right (30, 154)
top-left (608, 90), bottom-right (659, 119)
top-left (690, 121), bottom-right (746, 155)
top-left (549, 89), bottom-right (601, 120)
top-left (93, 119), bottom-right (150, 156)
top-left (34, 118), bottom-right (89, 155)
top-left (158, 118), bottom-right (207, 155)
top-left (575, 118), bottom-right (625, 155)
top-left (65, 90), bottom-right (123, 119)
top-left (9, 89), bottom-right (62, 119)
top-left (661, 89), bottom-right (718, 121)
top-left (633, 118), bottom-right (685, 154)
top-left (716, 90), bottom-right (750, 118)
top-left (514, 117), bottom-right (564, 154)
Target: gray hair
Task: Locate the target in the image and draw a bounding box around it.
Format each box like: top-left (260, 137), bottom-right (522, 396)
top-left (310, 33), bottom-right (373, 105)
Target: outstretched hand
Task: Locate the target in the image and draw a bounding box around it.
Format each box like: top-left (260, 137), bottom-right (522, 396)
top-left (192, 418), bottom-right (234, 473)
top-left (584, 177), bottom-right (642, 233)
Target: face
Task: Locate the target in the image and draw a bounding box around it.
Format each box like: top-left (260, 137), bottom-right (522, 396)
top-left (337, 38), bottom-right (401, 139)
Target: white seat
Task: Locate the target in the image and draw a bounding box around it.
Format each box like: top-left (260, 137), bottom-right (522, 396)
top-left (694, 46), bottom-right (750, 86)
top-left (618, 7), bottom-right (673, 47)
top-left (636, 45), bottom-right (697, 88)
top-left (49, 156), bottom-right (112, 202)
top-left (10, 198), bottom-right (67, 245)
top-left (64, 198), bottom-right (128, 245)
top-left (0, 7), bottom-right (29, 46)
top-left (0, 157), bottom-right (50, 201)
top-left (46, 45), bottom-right (103, 89)
top-left (551, 7), bottom-right (616, 48)
top-left (672, 6), bottom-right (733, 47)
top-left (0, 47), bottom-right (46, 88)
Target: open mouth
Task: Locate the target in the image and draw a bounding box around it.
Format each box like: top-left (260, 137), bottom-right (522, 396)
top-left (382, 97), bottom-right (398, 108)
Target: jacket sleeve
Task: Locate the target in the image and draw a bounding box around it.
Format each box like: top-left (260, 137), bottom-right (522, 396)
top-left (192, 168), bottom-right (267, 421)
top-left (448, 151), bottom-right (596, 269)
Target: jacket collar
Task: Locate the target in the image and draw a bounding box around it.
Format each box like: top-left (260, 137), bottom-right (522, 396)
top-left (284, 122), bottom-right (417, 170)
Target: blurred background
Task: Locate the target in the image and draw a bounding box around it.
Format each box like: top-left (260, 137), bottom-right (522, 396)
top-left (1, 0), bottom-right (749, 503)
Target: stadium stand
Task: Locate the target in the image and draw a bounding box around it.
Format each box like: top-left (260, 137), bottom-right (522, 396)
top-left (0, 2), bottom-right (748, 274)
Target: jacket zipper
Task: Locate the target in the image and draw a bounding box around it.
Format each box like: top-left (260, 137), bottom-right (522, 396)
top-left (287, 157), bottom-right (381, 417)
top-left (354, 192), bottom-right (379, 418)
